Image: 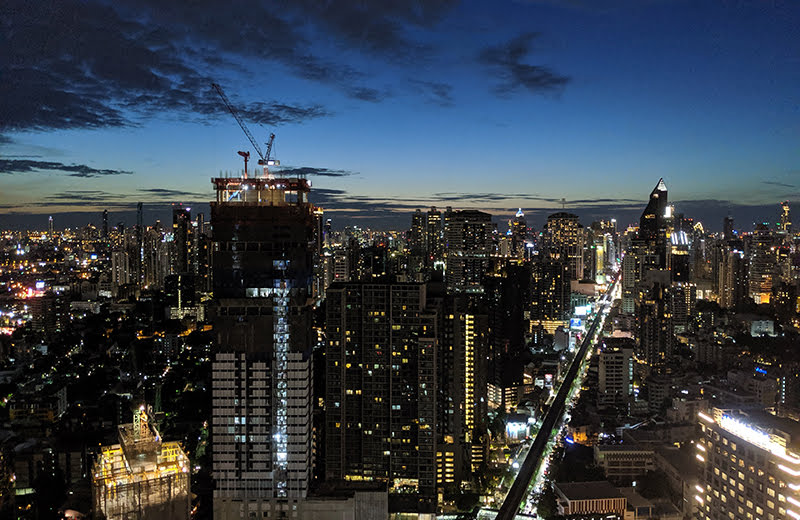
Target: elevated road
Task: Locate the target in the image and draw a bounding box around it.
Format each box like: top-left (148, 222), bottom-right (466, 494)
top-left (495, 280), bottom-right (617, 520)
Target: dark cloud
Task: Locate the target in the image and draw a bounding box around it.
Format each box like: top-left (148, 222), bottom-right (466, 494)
top-left (138, 188), bottom-right (210, 198)
top-left (0, 159), bottom-right (132, 177)
top-left (45, 190), bottom-right (128, 202)
top-left (276, 167), bottom-right (356, 178)
top-left (410, 80), bottom-right (455, 107)
top-left (0, 0), bottom-right (334, 132)
top-left (764, 180), bottom-right (796, 189)
top-left (478, 32), bottom-right (570, 96)
top-left (1, 0), bottom-right (463, 133)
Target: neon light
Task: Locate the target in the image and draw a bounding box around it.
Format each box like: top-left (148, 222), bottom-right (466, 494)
top-left (788, 496), bottom-right (800, 508)
top-left (755, 367), bottom-right (767, 375)
top-left (695, 484), bottom-right (704, 493)
top-left (694, 495), bottom-right (704, 504)
top-left (698, 412), bottom-right (714, 423)
top-left (696, 454), bottom-right (705, 462)
top-left (696, 443), bottom-right (706, 452)
top-left (787, 509), bottom-right (800, 520)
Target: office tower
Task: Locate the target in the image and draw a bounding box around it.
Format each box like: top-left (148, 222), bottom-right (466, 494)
top-left (28, 292), bottom-right (68, 341)
top-left (171, 205), bottom-right (191, 275)
top-left (92, 405), bottom-right (191, 520)
top-left (102, 209), bottom-right (109, 239)
top-left (696, 408), bottom-right (800, 520)
top-left (749, 223), bottom-right (777, 304)
top-left (723, 216), bottom-right (734, 240)
top-left (408, 209), bottom-right (427, 279)
top-left (668, 282), bottom-right (696, 334)
top-left (325, 282), bottom-right (437, 513)
top-left (638, 178), bottom-right (669, 270)
top-left (543, 212), bottom-right (584, 280)
top-left (668, 231), bottom-right (691, 282)
top-left (718, 248), bottom-right (747, 309)
top-left (211, 172), bottom-right (315, 516)
top-left (426, 206), bottom-right (444, 266)
top-left (780, 200), bottom-right (792, 235)
top-left (484, 262), bottom-right (532, 362)
top-left (637, 273), bottom-right (673, 374)
top-left (312, 207), bottom-right (325, 297)
top-left (112, 251), bottom-right (131, 287)
top-left (530, 257), bottom-right (571, 333)
top-left (48, 215), bottom-right (54, 237)
top-left (597, 340), bottom-right (634, 409)
top-left (508, 208), bottom-right (528, 259)
top-left (444, 209), bottom-right (492, 293)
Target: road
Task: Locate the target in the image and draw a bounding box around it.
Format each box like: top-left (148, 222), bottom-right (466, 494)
top-left (494, 279), bottom-right (617, 520)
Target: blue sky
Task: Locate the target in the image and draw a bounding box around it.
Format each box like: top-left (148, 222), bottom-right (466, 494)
top-left (1, 0), bottom-right (798, 231)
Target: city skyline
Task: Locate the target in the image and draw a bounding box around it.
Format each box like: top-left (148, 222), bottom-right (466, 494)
top-left (2, 1), bottom-right (799, 230)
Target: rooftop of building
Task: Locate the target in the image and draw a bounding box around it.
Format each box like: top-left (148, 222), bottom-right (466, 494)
top-left (555, 480), bottom-right (624, 501)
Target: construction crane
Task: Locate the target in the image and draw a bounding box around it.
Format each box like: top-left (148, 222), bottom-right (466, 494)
top-left (237, 150), bottom-right (250, 177)
top-left (211, 83), bottom-right (278, 176)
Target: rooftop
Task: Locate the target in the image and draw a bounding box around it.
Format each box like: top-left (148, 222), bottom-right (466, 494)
top-left (555, 480), bottom-right (623, 501)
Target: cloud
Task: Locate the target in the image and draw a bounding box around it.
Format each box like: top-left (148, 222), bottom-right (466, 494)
top-left (0, 159), bottom-right (132, 177)
top-left (764, 180), bottom-right (796, 189)
top-left (0, 0), bottom-right (334, 132)
top-left (275, 167), bottom-right (356, 178)
top-left (478, 32), bottom-right (570, 96)
top-left (45, 190), bottom-right (128, 202)
top-left (410, 80), bottom-right (455, 107)
top-left (138, 188), bottom-right (210, 198)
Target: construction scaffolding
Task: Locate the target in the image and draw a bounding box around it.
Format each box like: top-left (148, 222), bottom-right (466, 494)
top-left (92, 406), bottom-right (191, 520)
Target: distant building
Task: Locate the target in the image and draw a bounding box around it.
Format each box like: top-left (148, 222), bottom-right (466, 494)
top-left (444, 209), bottom-right (492, 293)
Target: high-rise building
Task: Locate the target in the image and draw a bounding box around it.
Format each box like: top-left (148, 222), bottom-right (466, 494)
top-left (508, 208), bottom-right (528, 259)
top-left (637, 273), bottom-right (673, 374)
top-left (444, 209), bottom-right (492, 293)
top-left (112, 251), bottom-right (131, 287)
top-left (723, 216), bottom-right (734, 240)
top-left (48, 215), bottom-right (54, 237)
top-left (543, 212), bottom-right (584, 281)
top-left (102, 209), bottom-right (109, 239)
top-left (171, 205), bottom-right (191, 275)
top-left (780, 200), bottom-right (792, 235)
top-left (748, 223), bottom-right (777, 304)
top-left (597, 339), bottom-right (634, 409)
top-left (426, 206), bottom-right (444, 266)
top-left (92, 405), bottom-right (191, 520)
top-left (696, 408), bottom-right (800, 520)
top-left (530, 258), bottom-right (571, 333)
top-left (325, 282), bottom-right (437, 513)
top-left (638, 178), bottom-right (669, 270)
top-left (718, 247), bottom-right (747, 309)
top-left (430, 291), bottom-right (488, 482)
top-left (210, 172), bottom-right (315, 517)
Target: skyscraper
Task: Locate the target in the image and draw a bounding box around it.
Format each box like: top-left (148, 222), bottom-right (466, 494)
top-left (325, 282), bottom-right (437, 513)
top-left (444, 209), bottom-right (492, 293)
top-left (211, 172), bottom-right (315, 517)
top-left (171, 204), bottom-right (191, 275)
top-left (543, 212), bottom-right (584, 281)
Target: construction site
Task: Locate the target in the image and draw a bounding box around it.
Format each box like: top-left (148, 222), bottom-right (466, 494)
top-left (92, 405), bottom-right (191, 520)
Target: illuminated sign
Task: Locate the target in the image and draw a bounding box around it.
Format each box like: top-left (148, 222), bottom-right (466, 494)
top-left (570, 318), bottom-right (583, 329)
top-left (35, 281), bottom-right (45, 290)
top-left (574, 305), bottom-right (592, 317)
top-left (755, 367), bottom-right (767, 375)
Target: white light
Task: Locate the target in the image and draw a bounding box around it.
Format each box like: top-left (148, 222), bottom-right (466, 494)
top-left (695, 484), bottom-right (704, 493)
top-left (788, 509), bottom-right (800, 520)
top-left (696, 454), bottom-right (705, 462)
top-left (694, 495), bottom-right (704, 504)
top-left (698, 412), bottom-right (714, 423)
top-left (696, 443), bottom-right (706, 452)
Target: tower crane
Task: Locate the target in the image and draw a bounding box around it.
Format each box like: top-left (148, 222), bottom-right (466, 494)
top-left (211, 83), bottom-right (279, 177)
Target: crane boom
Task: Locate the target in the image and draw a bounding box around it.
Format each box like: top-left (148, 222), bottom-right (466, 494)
top-left (211, 83), bottom-right (265, 163)
top-left (265, 133), bottom-right (275, 164)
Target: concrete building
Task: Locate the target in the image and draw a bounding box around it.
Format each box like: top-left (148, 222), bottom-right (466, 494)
top-left (210, 173), bottom-right (316, 517)
top-left (696, 407), bottom-right (800, 520)
top-left (92, 406), bottom-right (190, 520)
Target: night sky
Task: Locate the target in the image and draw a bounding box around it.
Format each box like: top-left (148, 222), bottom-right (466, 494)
top-left (1, 0), bottom-right (798, 231)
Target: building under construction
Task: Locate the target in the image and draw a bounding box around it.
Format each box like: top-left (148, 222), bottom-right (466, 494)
top-left (92, 405), bottom-right (191, 520)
